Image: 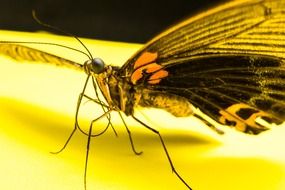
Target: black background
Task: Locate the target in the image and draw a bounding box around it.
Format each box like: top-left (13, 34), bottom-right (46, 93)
top-left (0, 0), bottom-right (226, 43)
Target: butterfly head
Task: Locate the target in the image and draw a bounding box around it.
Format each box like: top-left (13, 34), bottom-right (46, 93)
top-left (83, 58), bottom-right (105, 75)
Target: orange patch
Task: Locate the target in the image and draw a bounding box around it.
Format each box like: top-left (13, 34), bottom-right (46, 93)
top-left (131, 63), bottom-right (168, 85)
top-left (131, 68), bottom-right (144, 84)
top-left (131, 51), bottom-right (168, 85)
top-left (134, 52), bottom-right (158, 69)
top-left (148, 70), bottom-right (169, 84)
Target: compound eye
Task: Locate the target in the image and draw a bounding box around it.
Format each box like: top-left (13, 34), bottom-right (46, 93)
top-left (85, 58), bottom-right (105, 74)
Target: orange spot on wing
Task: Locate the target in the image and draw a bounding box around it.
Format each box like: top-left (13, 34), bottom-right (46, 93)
top-left (131, 62), bottom-right (168, 85)
top-left (145, 63), bottom-right (162, 73)
top-left (131, 68), bottom-right (143, 84)
top-left (148, 70), bottom-right (169, 84)
top-left (134, 52), bottom-right (158, 69)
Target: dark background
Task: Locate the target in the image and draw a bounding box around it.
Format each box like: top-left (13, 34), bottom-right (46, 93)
top-left (0, 0), bottom-right (226, 43)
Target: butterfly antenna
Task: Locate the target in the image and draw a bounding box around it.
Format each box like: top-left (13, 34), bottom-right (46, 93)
top-left (32, 10), bottom-right (93, 60)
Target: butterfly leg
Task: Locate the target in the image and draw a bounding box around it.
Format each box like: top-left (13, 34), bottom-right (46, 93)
top-left (50, 75), bottom-right (110, 154)
top-left (132, 115), bottom-right (193, 190)
top-left (50, 90), bottom-right (85, 154)
top-left (84, 110), bottom-right (113, 190)
top-left (85, 93), bottom-right (142, 155)
top-left (82, 94), bottom-right (108, 107)
top-left (82, 94), bottom-right (118, 137)
top-left (118, 112), bottom-right (142, 155)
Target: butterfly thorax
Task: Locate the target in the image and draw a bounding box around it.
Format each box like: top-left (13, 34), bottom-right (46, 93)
top-left (95, 65), bottom-right (139, 115)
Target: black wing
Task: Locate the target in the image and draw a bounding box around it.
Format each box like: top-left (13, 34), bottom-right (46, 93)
top-left (0, 43), bottom-right (84, 71)
top-left (155, 54), bottom-right (285, 134)
top-left (120, 0), bottom-right (285, 134)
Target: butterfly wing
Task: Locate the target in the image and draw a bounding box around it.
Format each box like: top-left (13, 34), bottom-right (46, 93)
top-left (154, 54), bottom-right (285, 134)
top-left (0, 43), bottom-right (84, 71)
top-left (120, 0), bottom-right (285, 134)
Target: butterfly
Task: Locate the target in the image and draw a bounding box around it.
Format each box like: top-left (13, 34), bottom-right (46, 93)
top-left (0, 0), bottom-right (285, 189)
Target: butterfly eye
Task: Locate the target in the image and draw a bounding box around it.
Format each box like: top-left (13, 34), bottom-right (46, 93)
top-left (84, 58), bottom-right (105, 74)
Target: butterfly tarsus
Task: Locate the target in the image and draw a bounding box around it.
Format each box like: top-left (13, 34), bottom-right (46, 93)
top-left (132, 115), bottom-right (193, 190)
top-left (49, 91), bottom-right (84, 154)
top-left (49, 125), bottom-right (77, 154)
top-left (118, 112), bottom-right (143, 155)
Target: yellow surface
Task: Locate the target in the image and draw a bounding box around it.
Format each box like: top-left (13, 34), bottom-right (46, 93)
top-left (0, 30), bottom-right (285, 190)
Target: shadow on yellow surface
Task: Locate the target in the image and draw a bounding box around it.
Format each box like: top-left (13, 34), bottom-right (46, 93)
top-left (0, 30), bottom-right (285, 190)
top-left (1, 97), bottom-right (284, 190)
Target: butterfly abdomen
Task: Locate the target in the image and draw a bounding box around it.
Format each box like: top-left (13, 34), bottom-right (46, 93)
top-left (139, 90), bottom-right (193, 117)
